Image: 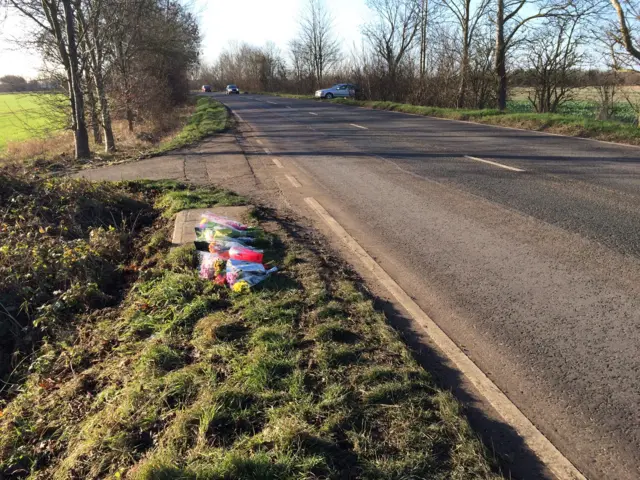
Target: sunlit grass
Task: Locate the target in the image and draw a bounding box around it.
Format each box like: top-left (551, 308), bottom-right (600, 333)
top-left (0, 93), bottom-right (67, 149)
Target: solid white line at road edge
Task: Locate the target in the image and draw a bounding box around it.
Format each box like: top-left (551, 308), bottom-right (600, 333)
top-left (272, 158), bottom-right (284, 168)
top-left (304, 195), bottom-right (585, 480)
top-left (350, 123), bottom-right (368, 130)
top-left (285, 174), bottom-right (302, 188)
top-left (465, 155), bottom-right (525, 172)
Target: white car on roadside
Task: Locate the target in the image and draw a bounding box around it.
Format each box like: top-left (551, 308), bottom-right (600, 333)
top-left (315, 84), bottom-right (357, 99)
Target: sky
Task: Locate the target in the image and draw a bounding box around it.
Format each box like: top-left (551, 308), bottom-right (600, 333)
top-left (0, 13), bottom-right (42, 78)
top-left (194, 0), bottom-right (374, 65)
top-left (0, 0), bottom-right (374, 79)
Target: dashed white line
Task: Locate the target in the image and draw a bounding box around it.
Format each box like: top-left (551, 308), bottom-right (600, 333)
top-left (464, 155), bottom-right (525, 172)
top-left (309, 112), bottom-right (318, 116)
top-left (349, 123), bottom-right (368, 130)
top-left (285, 174), bottom-right (302, 188)
top-left (256, 139), bottom-right (263, 145)
top-left (272, 158), bottom-right (283, 168)
top-left (303, 196), bottom-right (585, 480)
top-left (267, 101), bottom-right (278, 105)
top-left (286, 106), bottom-right (292, 109)
top-left (264, 148), bottom-right (271, 154)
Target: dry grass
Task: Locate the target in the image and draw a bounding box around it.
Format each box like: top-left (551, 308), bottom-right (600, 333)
top-left (2, 131), bottom-right (74, 164)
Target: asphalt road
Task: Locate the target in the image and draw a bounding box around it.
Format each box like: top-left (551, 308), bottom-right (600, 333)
top-left (213, 92), bottom-right (640, 479)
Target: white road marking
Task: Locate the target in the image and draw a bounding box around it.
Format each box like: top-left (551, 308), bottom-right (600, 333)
top-left (256, 139), bottom-right (263, 145)
top-left (264, 148), bottom-right (271, 154)
top-left (464, 155), bottom-right (525, 172)
top-left (286, 106), bottom-right (292, 109)
top-left (272, 158), bottom-right (284, 168)
top-left (350, 123), bottom-right (368, 130)
top-left (304, 196), bottom-right (586, 480)
top-left (267, 101), bottom-right (277, 105)
top-left (309, 112), bottom-right (318, 116)
top-left (285, 174), bottom-right (302, 188)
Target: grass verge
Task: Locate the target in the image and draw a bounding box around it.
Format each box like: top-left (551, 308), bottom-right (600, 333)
top-left (332, 98), bottom-right (640, 145)
top-left (0, 178), bottom-right (501, 479)
top-left (151, 97), bottom-right (230, 155)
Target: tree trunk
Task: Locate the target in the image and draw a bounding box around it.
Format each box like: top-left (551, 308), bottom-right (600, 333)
top-left (458, 5), bottom-right (470, 109)
top-left (62, 0), bottom-right (90, 159)
top-left (94, 70), bottom-right (115, 152)
top-left (419, 0), bottom-right (428, 79)
top-left (85, 69), bottom-right (102, 144)
top-left (418, 0), bottom-right (428, 103)
top-left (126, 105), bottom-right (134, 132)
top-left (495, 0), bottom-right (507, 111)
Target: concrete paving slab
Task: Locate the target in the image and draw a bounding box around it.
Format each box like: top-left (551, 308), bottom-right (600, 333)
top-left (73, 134), bottom-right (257, 192)
top-left (171, 206), bottom-right (253, 245)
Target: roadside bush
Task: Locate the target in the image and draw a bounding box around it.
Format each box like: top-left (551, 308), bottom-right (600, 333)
top-left (0, 173), bottom-right (156, 386)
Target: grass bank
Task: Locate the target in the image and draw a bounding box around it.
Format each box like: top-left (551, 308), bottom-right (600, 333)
top-left (0, 176), bottom-right (500, 479)
top-left (333, 98), bottom-right (640, 145)
top-left (152, 97), bottom-right (230, 155)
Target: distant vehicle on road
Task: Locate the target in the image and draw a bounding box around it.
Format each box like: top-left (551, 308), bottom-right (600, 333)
top-left (226, 84), bottom-right (240, 94)
top-left (315, 83), bottom-right (359, 99)
top-left (201, 85), bottom-right (211, 93)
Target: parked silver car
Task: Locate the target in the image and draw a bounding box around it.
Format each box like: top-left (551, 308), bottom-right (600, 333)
top-left (315, 84), bottom-right (357, 99)
top-left (226, 84), bottom-right (239, 94)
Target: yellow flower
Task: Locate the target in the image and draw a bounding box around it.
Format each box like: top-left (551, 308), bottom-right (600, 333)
top-left (232, 281), bottom-right (250, 293)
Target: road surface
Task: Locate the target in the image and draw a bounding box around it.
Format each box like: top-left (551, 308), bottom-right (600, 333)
top-left (213, 93), bottom-right (640, 479)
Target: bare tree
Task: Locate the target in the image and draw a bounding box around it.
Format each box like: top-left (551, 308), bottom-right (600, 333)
top-left (525, 14), bottom-right (584, 113)
top-left (289, 39), bottom-right (310, 92)
top-left (297, 0), bottom-right (340, 88)
top-left (596, 70), bottom-right (621, 120)
top-left (493, 0), bottom-right (572, 111)
top-left (440, 0), bottom-right (491, 107)
top-left (608, 0), bottom-right (640, 63)
top-left (468, 25), bottom-right (496, 108)
top-left (363, 0), bottom-right (421, 99)
top-left (77, 0), bottom-right (116, 152)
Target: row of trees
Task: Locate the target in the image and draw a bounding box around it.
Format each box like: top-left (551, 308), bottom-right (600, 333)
top-left (0, 75), bottom-right (59, 92)
top-left (198, 0), bottom-right (640, 116)
top-left (3, 0), bottom-right (200, 158)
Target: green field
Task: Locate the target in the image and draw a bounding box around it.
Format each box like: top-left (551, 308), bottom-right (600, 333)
top-left (509, 87), bottom-right (640, 124)
top-left (0, 93), bottom-right (66, 149)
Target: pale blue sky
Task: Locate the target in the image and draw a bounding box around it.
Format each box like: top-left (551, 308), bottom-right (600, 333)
top-left (0, 0), bottom-right (373, 78)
